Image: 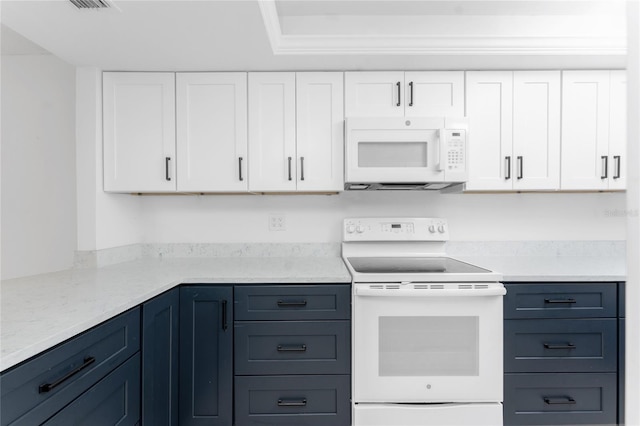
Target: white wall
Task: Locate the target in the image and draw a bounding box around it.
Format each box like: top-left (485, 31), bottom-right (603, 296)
top-left (1, 54), bottom-right (77, 279)
top-left (139, 191), bottom-right (626, 243)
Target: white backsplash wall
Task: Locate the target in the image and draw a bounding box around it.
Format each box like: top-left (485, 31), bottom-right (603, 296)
top-left (139, 190), bottom-right (626, 243)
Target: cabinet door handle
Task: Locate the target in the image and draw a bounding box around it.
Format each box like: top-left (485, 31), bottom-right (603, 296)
top-left (396, 81), bottom-right (401, 107)
top-left (165, 157), bottom-right (172, 181)
top-left (544, 298), bottom-right (577, 304)
top-left (277, 299), bottom-right (307, 308)
top-left (300, 157), bottom-right (305, 181)
top-left (544, 396), bottom-right (576, 405)
top-left (238, 157), bottom-right (244, 181)
top-left (39, 356), bottom-right (96, 393)
top-left (408, 81), bottom-right (414, 107)
top-left (288, 157), bottom-right (292, 181)
top-left (278, 398), bottom-right (307, 407)
top-left (614, 155), bottom-right (621, 179)
top-left (517, 156), bottom-right (523, 179)
top-left (601, 155), bottom-right (608, 179)
top-left (543, 342), bottom-right (576, 350)
top-left (277, 344), bottom-right (307, 352)
top-left (505, 156), bottom-right (511, 180)
top-left (221, 300), bottom-right (228, 331)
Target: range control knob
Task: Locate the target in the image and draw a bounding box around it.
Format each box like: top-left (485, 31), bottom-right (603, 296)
top-left (438, 225), bottom-right (446, 233)
top-left (347, 225), bottom-right (356, 234)
top-left (356, 225), bottom-right (365, 233)
top-left (428, 225), bottom-right (436, 233)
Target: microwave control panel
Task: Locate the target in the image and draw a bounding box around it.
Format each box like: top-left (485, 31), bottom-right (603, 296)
top-left (441, 129), bottom-right (466, 173)
top-left (343, 218), bottom-right (449, 241)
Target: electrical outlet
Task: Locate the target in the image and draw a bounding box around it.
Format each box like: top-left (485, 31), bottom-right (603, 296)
top-left (268, 214), bottom-right (286, 231)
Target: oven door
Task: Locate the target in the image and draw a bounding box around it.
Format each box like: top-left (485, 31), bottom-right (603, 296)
top-left (353, 284), bottom-right (504, 403)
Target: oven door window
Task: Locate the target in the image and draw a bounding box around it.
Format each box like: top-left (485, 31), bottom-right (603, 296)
top-left (379, 316), bottom-right (479, 377)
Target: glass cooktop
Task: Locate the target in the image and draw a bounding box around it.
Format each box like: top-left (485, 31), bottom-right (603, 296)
top-left (347, 257), bottom-right (491, 274)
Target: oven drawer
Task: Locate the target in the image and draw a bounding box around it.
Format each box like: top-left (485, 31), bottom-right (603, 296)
top-left (504, 373), bottom-right (617, 426)
top-left (234, 285), bottom-right (350, 321)
top-left (234, 375), bottom-right (351, 426)
top-left (0, 308), bottom-right (140, 426)
top-left (504, 283), bottom-right (617, 319)
top-left (504, 319), bottom-right (617, 373)
top-left (234, 321), bottom-right (350, 375)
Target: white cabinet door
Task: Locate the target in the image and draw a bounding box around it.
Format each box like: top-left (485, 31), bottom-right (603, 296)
top-left (512, 71), bottom-right (561, 191)
top-left (608, 70), bottom-right (626, 190)
top-left (465, 72), bottom-right (514, 191)
top-left (560, 71), bottom-right (611, 190)
top-left (296, 72), bottom-right (344, 192)
top-left (248, 73), bottom-right (297, 192)
top-left (103, 72), bottom-right (176, 192)
top-left (345, 72), bottom-right (405, 117)
top-left (176, 73), bottom-right (247, 192)
top-left (405, 71), bottom-right (464, 117)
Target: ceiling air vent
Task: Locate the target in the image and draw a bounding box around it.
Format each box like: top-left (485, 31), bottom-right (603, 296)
top-left (69, 0), bottom-right (112, 9)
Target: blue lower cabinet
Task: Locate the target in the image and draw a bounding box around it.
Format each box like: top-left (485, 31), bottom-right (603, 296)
top-left (235, 375), bottom-right (351, 426)
top-left (179, 286), bottom-right (233, 426)
top-left (43, 353), bottom-right (141, 425)
top-left (142, 288), bottom-right (180, 426)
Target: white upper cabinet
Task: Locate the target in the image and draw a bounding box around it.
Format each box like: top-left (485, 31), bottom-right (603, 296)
top-left (103, 72), bottom-right (176, 192)
top-left (296, 72), bottom-right (344, 192)
top-left (561, 70), bottom-right (626, 191)
top-left (248, 72), bottom-right (297, 192)
top-left (176, 73), bottom-right (247, 192)
top-left (465, 71), bottom-right (560, 191)
top-left (345, 71), bottom-right (464, 117)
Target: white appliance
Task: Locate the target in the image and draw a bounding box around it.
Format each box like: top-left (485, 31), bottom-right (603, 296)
top-left (342, 218), bottom-right (505, 426)
top-left (344, 117), bottom-right (468, 190)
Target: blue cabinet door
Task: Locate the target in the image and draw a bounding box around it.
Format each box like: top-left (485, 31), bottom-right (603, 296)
top-left (142, 289), bottom-right (179, 426)
top-left (179, 286), bottom-right (233, 426)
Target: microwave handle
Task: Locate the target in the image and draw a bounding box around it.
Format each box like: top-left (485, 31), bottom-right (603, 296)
top-left (355, 287), bottom-right (506, 297)
top-left (436, 128), bottom-right (447, 171)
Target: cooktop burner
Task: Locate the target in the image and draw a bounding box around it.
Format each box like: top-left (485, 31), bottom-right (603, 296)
top-left (346, 257), bottom-right (491, 274)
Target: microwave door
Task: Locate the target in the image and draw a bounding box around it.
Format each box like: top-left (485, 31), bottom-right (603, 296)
top-left (346, 129), bottom-right (445, 183)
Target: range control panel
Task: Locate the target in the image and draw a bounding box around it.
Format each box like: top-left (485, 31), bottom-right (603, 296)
top-left (343, 218), bottom-right (449, 242)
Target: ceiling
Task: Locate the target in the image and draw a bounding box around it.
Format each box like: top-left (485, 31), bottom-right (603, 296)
top-left (0, 0), bottom-right (627, 71)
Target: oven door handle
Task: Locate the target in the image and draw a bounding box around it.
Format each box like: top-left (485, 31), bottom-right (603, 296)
top-left (354, 287), bottom-right (506, 297)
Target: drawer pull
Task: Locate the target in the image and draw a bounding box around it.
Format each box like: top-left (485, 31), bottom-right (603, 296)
top-left (277, 344), bottom-right (307, 352)
top-left (544, 342), bottom-right (576, 350)
top-left (278, 398), bottom-right (307, 407)
top-left (277, 300), bottom-right (307, 308)
top-left (544, 396), bottom-right (576, 405)
top-left (544, 298), bottom-right (577, 304)
top-left (39, 356), bottom-right (96, 393)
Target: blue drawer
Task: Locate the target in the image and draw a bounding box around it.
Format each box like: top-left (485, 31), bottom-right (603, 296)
top-left (504, 283), bottom-right (617, 319)
top-left (504, 319), bottom-right (617, 373)
top-left (234, 285), bottom-right (350, 321)
top-left (0, 308), bottom-right (140, 426)
top-left (234, 375), bottom-right (350, 426)
top-left (504, 373), bottom-right (617, 425)
top-left (234, 321), bottom-right (350, 375)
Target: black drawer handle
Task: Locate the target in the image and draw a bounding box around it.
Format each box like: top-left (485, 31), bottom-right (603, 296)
top-left (544, 298), bottom-right (577, 304)
top-left (278, 398), bottom-right (307, 407)
top-left (544, 396), bottom-right (576, 405)
top-left (544, 342), bottom-right (576, 350)
top-left (277, 344), bottom-right (307, 352)
top-left (39, 356), bottom-right (96, 393)
top-left (277, 300), bottom-right (307, 308)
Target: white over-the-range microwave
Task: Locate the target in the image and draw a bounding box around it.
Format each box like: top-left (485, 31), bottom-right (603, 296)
top-left (344, 117), bottom-right (468, 191)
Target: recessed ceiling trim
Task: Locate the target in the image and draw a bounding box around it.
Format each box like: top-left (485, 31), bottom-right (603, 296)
top-left (259, 0), bottom-right (626, 56)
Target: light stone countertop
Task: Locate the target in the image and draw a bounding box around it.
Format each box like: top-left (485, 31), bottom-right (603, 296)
top-left (0, 257), bottom-right (351, 372)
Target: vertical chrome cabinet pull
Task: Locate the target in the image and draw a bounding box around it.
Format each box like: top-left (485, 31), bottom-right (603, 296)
top-left (517, 156), bottom-right (523, 180)
top-left (165, 157), bottom-right (171, 181)
top-left (408, 81), bottom-right (414, 107)
top-left (300, 157), bottom-right (305, 181)
top-left (396, 82), bottom-right (401, 107)
top-left (505, 156), bottom-right (511, 180)
top-left (288, 157), bottom-right (292, 181)
top-left (238, 157), bottom-right (244, 181)
top-left (601, 156), bottom-right (608, 179)
top-left (614, 155), bottom-right (621, 179)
